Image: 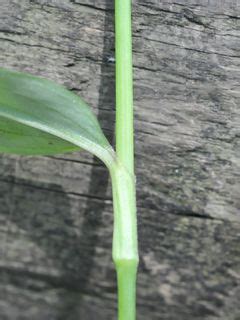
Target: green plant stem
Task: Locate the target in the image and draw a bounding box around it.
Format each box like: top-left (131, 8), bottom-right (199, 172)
top-left (110, 161), bottom-right (138, 320)
top-left (113, 0), bottom-right (138, 319)
top-left (115, 0), bottom-right (134, 173)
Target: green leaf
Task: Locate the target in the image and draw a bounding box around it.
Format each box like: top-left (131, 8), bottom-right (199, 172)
top-left (0, 68), bottom-right (114, 165)
top-left (0, 116), bottom-right (79, 155)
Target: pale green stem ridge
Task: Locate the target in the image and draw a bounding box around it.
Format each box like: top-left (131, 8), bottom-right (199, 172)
top-left (110, 161), bottom-right (138, 320)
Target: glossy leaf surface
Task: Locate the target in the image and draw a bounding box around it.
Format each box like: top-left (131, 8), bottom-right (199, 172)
top-left (0, 68), bottom-right (114, 163)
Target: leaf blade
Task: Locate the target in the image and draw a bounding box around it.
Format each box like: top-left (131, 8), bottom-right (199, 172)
top-left (0, 116), bottom-right (79, 155)
top-left (0, 68), bottom-right (114, 164)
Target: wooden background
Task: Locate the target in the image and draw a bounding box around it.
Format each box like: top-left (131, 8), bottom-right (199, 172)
top-left (0, 0), bottom-right (240, 319)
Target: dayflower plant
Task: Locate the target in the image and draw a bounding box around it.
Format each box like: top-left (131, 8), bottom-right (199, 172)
top-left (0, 0), bottom-right (138, 319)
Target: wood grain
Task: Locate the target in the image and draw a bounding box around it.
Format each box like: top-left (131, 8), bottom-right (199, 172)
top-left (0, 0), bottom-right (240, 319)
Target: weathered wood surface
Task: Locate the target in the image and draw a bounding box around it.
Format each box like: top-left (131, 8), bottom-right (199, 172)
top-left (0, 0), bottom-right (240, 319)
